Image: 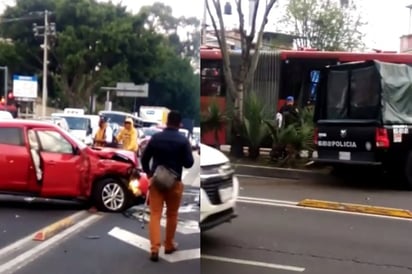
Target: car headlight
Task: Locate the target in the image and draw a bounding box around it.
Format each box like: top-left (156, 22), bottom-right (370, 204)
top-left (128, 179), bottom-right (142, 196)
top-left (201, 162), bottom-right (234, 177)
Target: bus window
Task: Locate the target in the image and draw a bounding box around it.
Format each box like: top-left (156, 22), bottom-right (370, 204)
top-left (309, 70), bottom-right (320, 102)
top-left (201, 60), bottom-right (226, 97)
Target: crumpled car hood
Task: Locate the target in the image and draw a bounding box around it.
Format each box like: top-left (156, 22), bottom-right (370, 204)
top-left (92, 147), bottom-right (137, 166)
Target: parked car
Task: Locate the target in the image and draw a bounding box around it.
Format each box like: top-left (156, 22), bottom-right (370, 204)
top-left (0, 110), bottom-right (13, 120)
top-left (200, 143), bottom-right (239, 231)
top-left (192, 127), bottom-right (200, 150)
top-left (138, 127), bottom-right (162, 156)
top-left (35, 116), bottom-right (70, 132)
top-left (0, 120), bottom-right (149, 212)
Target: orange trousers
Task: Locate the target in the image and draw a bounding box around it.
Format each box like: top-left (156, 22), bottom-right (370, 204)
top-left (149, 180), bottom-right (183, 253)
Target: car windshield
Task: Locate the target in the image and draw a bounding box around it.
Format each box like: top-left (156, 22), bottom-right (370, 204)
top-left (61, 116), bottom-right (89, 130)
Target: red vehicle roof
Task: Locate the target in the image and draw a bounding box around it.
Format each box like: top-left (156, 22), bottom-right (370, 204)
top-left (0, 119), bottom-right (57, 128)
top-left (200, 48), bottom-right (412, 64)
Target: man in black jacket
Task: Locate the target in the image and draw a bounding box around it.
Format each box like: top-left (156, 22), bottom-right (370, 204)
top-left (141, 110), bottom-right (194, 262)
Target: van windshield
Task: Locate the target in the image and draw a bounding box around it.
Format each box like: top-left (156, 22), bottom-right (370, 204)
top-left (60, 116), bottom-right (89, 130)
top-left (323, 65), bottom-right (380, 120)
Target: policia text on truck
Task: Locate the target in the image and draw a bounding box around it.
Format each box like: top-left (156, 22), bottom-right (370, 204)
top-left (312, 60), bottom-right (412, 189)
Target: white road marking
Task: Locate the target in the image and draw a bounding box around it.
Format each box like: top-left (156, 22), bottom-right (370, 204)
top-left (237, 174), bottom-right (299, 180)
top-left (202, 255), bottom-right (305, 272)
top-left (238, 196), bottom-right (296, 205)
top-left (132, 211), bottom-right (199, 234)
top-left (108, 227), bottom-right (200, 263)
top-left (237, 196), bottom-right (412, 222)
top-left (0, 214), bottom-right (101, 274)
top-left (182, 170), bottom-right (189, 180)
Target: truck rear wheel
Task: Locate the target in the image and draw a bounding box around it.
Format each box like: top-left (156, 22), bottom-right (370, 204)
top-left (404, 152), bottom-right (412, 190)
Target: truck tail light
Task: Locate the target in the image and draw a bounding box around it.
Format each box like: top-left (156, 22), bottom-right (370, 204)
top-left (375, 128), bottom-right (390, 148)
top-left (313, 127), bottom-right (318, 145)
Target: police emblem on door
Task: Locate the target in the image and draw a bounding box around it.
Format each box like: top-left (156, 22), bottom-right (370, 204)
top-left (340, 129), bottom-right (347, 138)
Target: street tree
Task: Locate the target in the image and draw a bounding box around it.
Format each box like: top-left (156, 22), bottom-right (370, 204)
top-left (205, 0), bottom-right (277, 155)
top-left (0, 0), bottom-right (168, 107)
top-left (282, 0), bottom-right (365, 51)
top-left (139, 2), bottom-right (201, 69)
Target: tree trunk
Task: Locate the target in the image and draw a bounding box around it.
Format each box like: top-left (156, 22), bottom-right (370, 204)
top-left (213, 129), bottom-right (220, 150)
top-left (248, 146), bottom-right (260, 159)
top-left (229, 115), bottom-right (244, 158)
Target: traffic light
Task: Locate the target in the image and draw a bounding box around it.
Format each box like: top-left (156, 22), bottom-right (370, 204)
top-left (0, 97), bottom-right (4, 105)
top-left (7, 92), bottom-right (13, 99)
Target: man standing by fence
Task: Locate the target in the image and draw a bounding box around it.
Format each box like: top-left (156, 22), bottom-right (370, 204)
top-left (141, 110), bottom-right (194, 262)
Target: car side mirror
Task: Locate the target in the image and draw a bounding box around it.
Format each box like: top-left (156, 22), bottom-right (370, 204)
top-left (73, 146), bottom-right (79, 155)
top-left (87, 126), bottom-right (92, 135)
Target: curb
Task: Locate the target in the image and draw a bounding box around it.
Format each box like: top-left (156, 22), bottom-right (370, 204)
top-left (297, 199), bottom-right (412, 218)
top-left (33, 210), bottom-right (92, 241)
top-left (234, 163), bottom-right (332, 180)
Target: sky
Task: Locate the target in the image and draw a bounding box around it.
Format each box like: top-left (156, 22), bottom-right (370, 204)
top-left (1, 0), bottom-right (411, 51)
top-left (115, 0), bottom-right (412, 52)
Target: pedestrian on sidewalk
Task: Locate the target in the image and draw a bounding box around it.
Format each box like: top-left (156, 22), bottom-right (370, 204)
top-left (141, 110), bottom-right (194, 262)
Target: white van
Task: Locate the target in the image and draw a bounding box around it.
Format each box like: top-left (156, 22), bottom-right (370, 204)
top-left (51, 113), bottom-right (93, 145)
top-left (200, 144), bottom-right (239, 231)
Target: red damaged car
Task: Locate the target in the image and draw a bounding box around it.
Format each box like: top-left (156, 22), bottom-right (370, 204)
top-left (0, 120), bottom-right (149, 212)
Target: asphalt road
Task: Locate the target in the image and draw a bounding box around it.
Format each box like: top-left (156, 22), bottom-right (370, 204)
top-left (239, 174), bottom-right (412, 210)
top-left (0, 151), bottom-right (200, 274)
top-left (201, 176), bottom-right (412, 274)
top-left (0, 196), bottom-right (84, 248)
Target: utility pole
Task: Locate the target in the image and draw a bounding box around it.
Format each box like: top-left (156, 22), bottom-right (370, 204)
top-left (0, 66), bottom-right (8, 103)
top-left (32, 10), bottom-right (56, 117)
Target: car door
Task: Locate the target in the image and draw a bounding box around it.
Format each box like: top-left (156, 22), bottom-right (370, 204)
top-left (0, 126), bottom-right (32, 191)
top-left (33, 128), bottom-right (85, 197)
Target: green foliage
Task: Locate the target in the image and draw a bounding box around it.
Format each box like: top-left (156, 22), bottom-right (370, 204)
top-left (242, 92), bottom-right (269, 158)
top-left (0, 0), bottom-right (199, 119)
top-left (201, 98), bottom-right (227, 147)
top-left (265, 106), bottom-right (315, 166)
top-left (281, 0), bottom-right (366, 51)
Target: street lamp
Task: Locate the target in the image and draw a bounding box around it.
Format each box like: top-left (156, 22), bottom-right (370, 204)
top-left (224, 1), bottom-right (232, 15)
top-left (32, 10), bottom-right (56, 117)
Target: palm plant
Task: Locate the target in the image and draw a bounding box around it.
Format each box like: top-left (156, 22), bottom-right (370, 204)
top-left (201, 98), bottom-right (227, 149)
top-left (265, 106), bottom-right (315, 166)
top-left (243, 93), bottom-right (269, 159)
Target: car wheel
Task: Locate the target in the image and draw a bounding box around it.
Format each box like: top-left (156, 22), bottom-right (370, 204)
top-left (93, 178), bottom-right (131, 212)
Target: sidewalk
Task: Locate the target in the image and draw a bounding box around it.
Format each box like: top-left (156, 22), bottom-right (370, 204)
top-left (219, 144), bottom-right (332, 181)
top-left (220, 145), bottom-right (271, 155)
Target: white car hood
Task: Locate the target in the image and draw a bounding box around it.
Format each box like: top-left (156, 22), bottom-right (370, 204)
top-left (200, 144), bottom-right (229, 167)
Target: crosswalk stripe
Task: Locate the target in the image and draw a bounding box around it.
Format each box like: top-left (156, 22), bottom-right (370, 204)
top-left (108, 227), bottom-right (200, 263)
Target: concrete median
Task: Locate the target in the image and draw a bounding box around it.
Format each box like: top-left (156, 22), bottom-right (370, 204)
top-left (33, 210), bottom-right (95, 241)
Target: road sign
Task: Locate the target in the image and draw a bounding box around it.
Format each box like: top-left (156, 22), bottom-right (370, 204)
top-left (12, 75), bottom-right (38, 99)
top-left (115, 82), bottom-right (149, 98)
